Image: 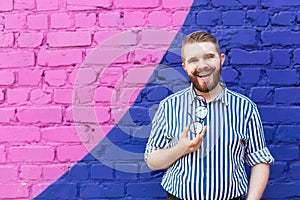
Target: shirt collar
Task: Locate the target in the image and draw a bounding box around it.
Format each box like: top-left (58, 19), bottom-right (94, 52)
top-left (189, 82), bottom-right (229, 106)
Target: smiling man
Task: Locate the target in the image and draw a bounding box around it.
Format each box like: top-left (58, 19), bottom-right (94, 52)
top-left (145, 31), bottom-right (274, 200)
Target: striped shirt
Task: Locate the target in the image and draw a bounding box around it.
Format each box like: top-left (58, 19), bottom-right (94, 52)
top-left (145, 83), bottom-right (274, 200)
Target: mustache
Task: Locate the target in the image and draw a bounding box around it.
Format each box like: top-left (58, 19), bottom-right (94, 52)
top-left (192, 68), bottom-right (214, 76)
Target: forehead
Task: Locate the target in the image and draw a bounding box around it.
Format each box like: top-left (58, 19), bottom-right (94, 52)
top-left (182, 42), bottom-right (219, 59)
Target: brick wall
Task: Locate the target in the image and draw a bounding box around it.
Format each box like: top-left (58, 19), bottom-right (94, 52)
top-left (0, 0), bottom-right (299, 199)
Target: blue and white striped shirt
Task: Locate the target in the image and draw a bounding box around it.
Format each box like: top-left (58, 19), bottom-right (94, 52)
top-left (145, 83), bottom-right (274, 200)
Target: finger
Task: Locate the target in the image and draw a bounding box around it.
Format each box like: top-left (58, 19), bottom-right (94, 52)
top-left (199, 126), bottom-right (207, 138)
top-left (192, 126), bottom-right (207, 145)
top-left (180, 124), bottom-right (190, 138)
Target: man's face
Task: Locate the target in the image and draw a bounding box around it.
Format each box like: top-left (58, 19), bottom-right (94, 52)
top-left (182, 41), bottom-right (225, 94)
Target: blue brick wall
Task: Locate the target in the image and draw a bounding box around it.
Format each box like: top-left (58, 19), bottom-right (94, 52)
top-left (36, 0), bottom-right (300, 199)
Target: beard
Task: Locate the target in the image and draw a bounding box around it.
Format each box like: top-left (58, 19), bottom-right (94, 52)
top-left (188, 66), bottom-right (221, 93)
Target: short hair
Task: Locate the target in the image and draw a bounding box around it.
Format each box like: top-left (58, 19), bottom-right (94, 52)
top-left (181, 31), bottom-right (221, 61)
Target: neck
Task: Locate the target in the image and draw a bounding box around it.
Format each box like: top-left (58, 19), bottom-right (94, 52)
top-left (194, 83), bottom-right (223, 103)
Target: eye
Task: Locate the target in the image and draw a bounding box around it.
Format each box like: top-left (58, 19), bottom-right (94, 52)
top-left (188, 58), bottom-right (198, 64)
top-left (204, 54), bottom-right (215, 59)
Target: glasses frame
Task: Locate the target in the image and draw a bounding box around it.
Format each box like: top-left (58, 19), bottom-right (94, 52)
top-left (188, 95), bottom-right (208, 135)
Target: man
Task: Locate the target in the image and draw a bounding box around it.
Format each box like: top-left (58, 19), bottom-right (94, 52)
top-left (144, 31), bottom-right (274, 200)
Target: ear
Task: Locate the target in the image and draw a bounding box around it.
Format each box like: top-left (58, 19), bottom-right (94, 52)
top-left (182, 62), bottom-right (187, 71)
top-left (220, 53), bottom-right (225, 66)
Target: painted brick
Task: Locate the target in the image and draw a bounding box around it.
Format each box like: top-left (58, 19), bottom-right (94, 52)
top-left (264, 126), bottom-right (275, 143)
top-left (7, 88), bottom-right (30, 104)
top-left (36, 0), bottom-right (58, 11)
top-left (264, 181), bottom-right (300, 199)
top-left (0, 89), bottom-right (4, 102)
top-left (266, 69), bottom-right (297, 85)
top-left (20, 165), bottom-right (43, 180)
top-left (17, 69), bottom-right (43, 86)
top-left (124, 67), bottom-right (155, 84)
top-left (272, 12), bottom-right (296, 26)
top-left (10, 146), bottom-right (55, 162)
top-left (221, 67), bottom-right (238, 82)
top-left (4, 14), bottom-right (26, 30)
top-left (294, 48), bottom-right (300, 64)
top-left (0, 165), bottom-right (18, 181)
top-left (41, 126), bottom-right (86, 143)
top-left (99, 11), bottom-right (121, 28)
top-left (0, 108), bottom-right (15, 123)
top-left (230, 49), bottom-right (270, 64)
top-left (261, 0), bottom-right (300, 7)
top-left (43, 164), bottom-right (69, 180)
top-left (127, 182), bottom-right (165, 197)
top-left (250, 87), bottom-right (273, 104)
top-left (269, 145), bottom-right (298, 161)
top-left (124, 11), bottom-right (146, 27)
top-left (0, 0), bottom-right (13, 11)
top-left (67, 106), bottom-right (110, 123)
top-left (149, 11), bottom-right (172, 27)
top-left (275, 126), bottom-right (300, 143)
top-left (0, 146), bottom-right (6, 163)
top-left (99, 67), bottom-right (123, 85)
top-left (91, 164), bottom-right (114, 180)
top-left (240, 68), bottom-right (261, 84)
top-left (290, 164), bottom-right (300, 179)
top-left (76, 87), bottom-right (95, 104)
top-left (67, 164), bottom-right (89, 181)
top-left (17, 107), bottom-right (63, 123)
top-left (94, 30), bottom-right (138, 46)
top-left (27, 14), bottom-right (48, 30)
top-left (115, 163), bottom-right (138, 180)
top-left (37, 183), bottom-right (77, 199)
top-left (217, 29), bottom-right (257, 48)
top-left (94, 87), bottom-right (114, 103)
top-left (146, 86), bottom-right (169, 102)
top-left (14, 0), bottom-right (35, 10)
top-left (212, 0), bottom-right (239, 6)
top-left (50, 13), bottom-right (72, 29)
top-left (262, 31), bottom-right (300, 46)
top-left (272, 49), bottom-right (290, 66)
top-left (270, 162), bottom-right (286, 179)
top-left (37, 49), bottom-right (82, 67)
top-left (141, 29), bottom-right (176, 46)
top-left (196, 10), bottom-right (219, 25)
top-left (0, 126), bottom-right (40, 142)
top-left (222, 11), bottom-right (244, 26)
top-left (173, 11), bottom-right (189, 27)
top-left (275, 87), bottom-right (300, 104)
top-left (236, 0), bottom-right (258, 5)
top-left (80, 183), bottom-right (124, 198)
top-left (74, 13), bottom-right (96, 28)
top-left (162, 0), bottom-right (193, 8)
top-left (69, 68), bottom-right (98, 86)
top-left (119, 87), bottom-right (141, 104)
top-left (44, 70), bottom-right (67, 86)
top-left (56, 145), bottom-right (88, 162)
top-left (0, 71), bottom-right (15, 85)
top-left (0, 184), bottom-right (29, 199)
top-left (0, 32), bottom-right (14, 47)
top-left (47, 31), bottom-right (91, 47)
top-left (30, 89), bottom-right (52, 105)
top-left (53, 88), bottom-right (73, 104)
top-left (67, 0), bottom-right (112, 10)
top-left (0, 51), bottom-right (34, 68)
top-left (247, 10), bottom-right (269, 26)
top-left (259, 106), bottom-right (300, 124)
top-left (114, 0), bottom-right (160, 8)
top-left (17, 32), bottom-right (43, 48)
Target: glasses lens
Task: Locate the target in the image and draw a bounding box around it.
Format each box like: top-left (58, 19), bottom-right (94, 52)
top-left (190, 121), bottom-right (203, 134)
top-left (195, 106), bottom-right (207, 119)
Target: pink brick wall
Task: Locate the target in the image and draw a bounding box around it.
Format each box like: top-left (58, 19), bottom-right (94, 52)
top-left (0, 0), bottom-right (190, 198)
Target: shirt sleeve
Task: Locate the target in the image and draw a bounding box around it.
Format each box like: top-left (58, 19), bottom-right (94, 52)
top-left (245, 105), bottom-right (274, 166)
top-left (144, 101), bottom-right (169, 161)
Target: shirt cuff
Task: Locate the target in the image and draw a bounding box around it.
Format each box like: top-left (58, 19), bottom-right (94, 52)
top-left (246, 147), bottom-right (275, 166)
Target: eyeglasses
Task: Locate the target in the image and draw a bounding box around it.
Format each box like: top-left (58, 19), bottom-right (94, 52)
top-left (188, 95), bottom-right (208, 135)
